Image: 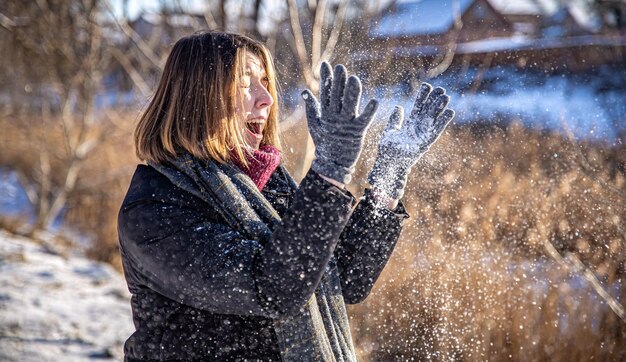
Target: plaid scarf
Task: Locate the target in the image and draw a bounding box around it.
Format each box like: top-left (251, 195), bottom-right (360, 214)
top-left (150, 154), bottom-right (357, 362)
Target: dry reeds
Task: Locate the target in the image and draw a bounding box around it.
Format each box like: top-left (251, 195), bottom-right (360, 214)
top-left (346, 122), bottom-right (626, 361)
top-left (0, 111), bottom-right (138, 269)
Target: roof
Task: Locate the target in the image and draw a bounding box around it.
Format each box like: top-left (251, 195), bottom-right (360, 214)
top-left (564, 4), bottom-right (601, 31)
top-left (487, 0), bottom-right (557, 16)
top-left (370, 0), bottom-right (601, 39)
top-left (371, 0), bottom-right (475, 38)
top-left (354, 34), bottom-right (626, 60)
top-left (542, 3), bottom-right (601, 32)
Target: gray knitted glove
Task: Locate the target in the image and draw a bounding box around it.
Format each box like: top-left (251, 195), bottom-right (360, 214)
top-left (368, 82), bottom-right (455, 200)
top-left (301, 62), bottom-right (378, 184)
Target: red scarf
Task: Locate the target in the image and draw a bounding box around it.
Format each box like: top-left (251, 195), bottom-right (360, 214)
top-left (231, 145), bottom-right (282, 191)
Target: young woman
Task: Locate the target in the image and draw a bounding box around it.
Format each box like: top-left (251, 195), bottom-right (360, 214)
top-left (118, 30), bottom-right (454, 361)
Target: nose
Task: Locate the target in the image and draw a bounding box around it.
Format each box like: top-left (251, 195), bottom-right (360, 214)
top-left (255, 85), bottom-right (273, 109)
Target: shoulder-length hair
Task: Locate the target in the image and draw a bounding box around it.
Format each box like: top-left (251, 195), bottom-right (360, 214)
top-left (134, 30), bottom-right (280, 165)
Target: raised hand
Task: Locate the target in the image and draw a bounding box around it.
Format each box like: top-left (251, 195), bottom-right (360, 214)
top-left (368, 82), bottom-right (454, 200)
top-left (301, 62), bottom-right (378, 185)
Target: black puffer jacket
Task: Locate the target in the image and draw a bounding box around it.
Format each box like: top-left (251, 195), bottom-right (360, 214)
top-left (118, 164), bottom-right (407, 361)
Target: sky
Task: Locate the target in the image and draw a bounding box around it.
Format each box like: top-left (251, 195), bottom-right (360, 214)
top-left (110, 0), bottom-right (209, 20)
top-left (107, 0), bottom-right (287, 35)
top-left (109, 0), bottom-right (287, 20)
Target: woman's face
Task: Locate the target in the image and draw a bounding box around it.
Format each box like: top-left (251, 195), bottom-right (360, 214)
top-left (238, 53), bottom-right (273, 150)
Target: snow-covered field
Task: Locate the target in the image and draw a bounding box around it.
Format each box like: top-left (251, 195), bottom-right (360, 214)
top-left (362, 65), bottom-right (626, 143)
top-left (0, 231), bottom-right (133, 362)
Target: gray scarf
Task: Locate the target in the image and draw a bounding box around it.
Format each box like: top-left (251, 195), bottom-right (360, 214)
top-left (150, 154), bottom-right (357, 362)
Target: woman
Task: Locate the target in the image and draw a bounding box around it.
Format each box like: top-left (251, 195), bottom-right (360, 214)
top-left (118, 30), bottom-right (454, 361)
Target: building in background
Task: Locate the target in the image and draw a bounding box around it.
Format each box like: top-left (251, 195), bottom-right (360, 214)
top-left (360, 0), bottom-right (625, 81)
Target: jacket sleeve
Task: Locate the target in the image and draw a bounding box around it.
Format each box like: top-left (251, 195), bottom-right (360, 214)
top-left (118, 170), bottom-right (355, 319)
top-left (334, 189), bottom-right (409, 304)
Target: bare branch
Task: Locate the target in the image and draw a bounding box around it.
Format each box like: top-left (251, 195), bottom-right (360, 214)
top-left (0, 12), bottom-right (16, 30)
top-left (219, 0), bottom-right (227, 29)
top-left (103, 108), bottom-right (134, 132)
top-left (287, 0), bottom-right (315, 88)
top-left (203, 8), bottom-right (219, 29)
top-left (36, 150), bottom-right (51, 227)
top-left (285, 0), bottom-right (354, 180)
top-left (102, 0), bottom-right (165, 70)
top-left (319, 0), bottom-right (349, 64)
top-left (110, 47), bottom-right (152, 97)
top-left (427, 0), bottom-right (463, 78)
top-left (536, 184), bottom-right (626, 324)
top-left (43, 160), bottom-right (80, 229)
top-left (542, 237), bottom-right (625, 323)
top-left (311, 0), bottom-right (328, 68)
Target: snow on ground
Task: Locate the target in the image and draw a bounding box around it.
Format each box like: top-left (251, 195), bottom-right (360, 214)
top-left (451, 75), bottom-right (623, 141)
top-left (364, 65), bottom-right (626, 143)
top-left (0, 230), bottom-right (133, 362)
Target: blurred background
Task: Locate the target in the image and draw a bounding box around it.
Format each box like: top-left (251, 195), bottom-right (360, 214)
top-left (0, 0), bottom-right (624, 360)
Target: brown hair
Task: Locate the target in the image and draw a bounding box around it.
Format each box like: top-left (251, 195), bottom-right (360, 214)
top-left (134, 30), bottom-right (280, 165)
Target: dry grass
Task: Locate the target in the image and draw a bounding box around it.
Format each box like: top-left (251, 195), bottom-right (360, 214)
top-left (1, 112), bottom-right (624, 360)
top-left (345, 123), bottom-right (626, 361)
top-left (0, 111), bottom-right (139, 269)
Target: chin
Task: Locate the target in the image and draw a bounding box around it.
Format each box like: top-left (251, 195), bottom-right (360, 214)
top-left (245, 136), bottom-right (263, 151)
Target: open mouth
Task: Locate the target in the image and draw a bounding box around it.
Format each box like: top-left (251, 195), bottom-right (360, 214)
top-left (246, 120), bottom-right (265, 135)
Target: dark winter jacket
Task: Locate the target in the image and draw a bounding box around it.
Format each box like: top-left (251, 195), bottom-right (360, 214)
top-left (118, 157), bottom-right (408, 361)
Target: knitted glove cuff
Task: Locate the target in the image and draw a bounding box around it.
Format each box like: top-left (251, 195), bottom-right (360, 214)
top-left (312, 158), bottom-right (354, 185)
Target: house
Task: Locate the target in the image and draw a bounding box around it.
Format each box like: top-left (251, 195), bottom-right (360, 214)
top-left (542, 5), bottom-right (600, 37)
top-left (361, 0), bottom-right (621, 75)
top-left (593, 0), bottom-right (626, 33)
top-left (369, 0), bottom-right (606, 45)
top-left (488, 0), bottom-right (556, 36)
top-left (488, 0), bottom-right (600, 37)
top-left (370, 0), bottom-right (512, 47)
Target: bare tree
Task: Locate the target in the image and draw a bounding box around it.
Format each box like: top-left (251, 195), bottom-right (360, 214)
top-left (0, 0), bottom-right (112, 233)
top-left (102, 0), bottom-right (275, 98)
top-left (282, 0), bottom-right (352, 180)
top-left (426, 0), bottom-right (464, 78)
top-left (279, 0), bottom-right (466, 180)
